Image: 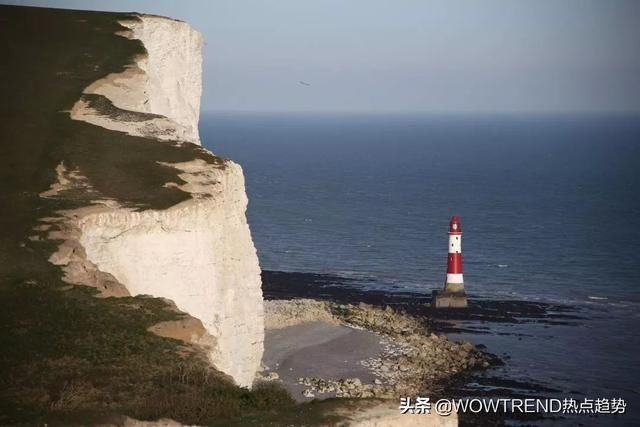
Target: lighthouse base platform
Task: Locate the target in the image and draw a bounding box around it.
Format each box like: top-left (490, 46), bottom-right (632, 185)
top-left (432, 288), bottom-right (468, 309)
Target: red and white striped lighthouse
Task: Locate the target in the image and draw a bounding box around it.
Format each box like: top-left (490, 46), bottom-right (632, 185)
top-left (432, 215), bottom-right (468, 308)
top-left (445, 215), bottom-right (464, 293)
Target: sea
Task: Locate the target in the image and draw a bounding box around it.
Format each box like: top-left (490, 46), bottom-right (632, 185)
top-left (201, 112), bottom-right (640, 426)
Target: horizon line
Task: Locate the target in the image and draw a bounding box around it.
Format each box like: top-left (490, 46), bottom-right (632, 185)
top-left (201, 109), bottom-right (640, 117)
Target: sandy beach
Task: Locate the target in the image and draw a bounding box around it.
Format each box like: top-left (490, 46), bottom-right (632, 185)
top-left (264, 321), bottom-right (383, 401)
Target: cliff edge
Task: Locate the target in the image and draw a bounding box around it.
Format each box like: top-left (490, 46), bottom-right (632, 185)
top-left (53, 13), bottom-right (263, 388)
top-left (2, 6), bottom-right (263, 389)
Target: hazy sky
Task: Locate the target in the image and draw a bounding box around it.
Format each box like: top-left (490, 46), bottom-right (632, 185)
top-left (5, 0), bottom-right (640, 114)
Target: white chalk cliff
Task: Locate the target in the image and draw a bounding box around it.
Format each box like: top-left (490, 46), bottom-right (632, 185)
top-left (71, 16), bottom-right (202, 144)
top-left (48, 14), bottom-right (264, 388)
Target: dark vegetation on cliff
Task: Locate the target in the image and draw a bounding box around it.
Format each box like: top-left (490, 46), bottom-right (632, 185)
top-left (0, 5), bottom-right (345, 425)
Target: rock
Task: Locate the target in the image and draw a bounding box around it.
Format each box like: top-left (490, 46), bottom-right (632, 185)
top-left (264, 299), bottom-right (337, 329)
top-left (302, 389), bottom-right (315, 398)
top-left (374, 378), bottom-right (382, 385)
top-left (262, 372), bottom-right (279, 381)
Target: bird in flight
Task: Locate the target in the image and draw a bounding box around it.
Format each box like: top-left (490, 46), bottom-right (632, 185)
top-left (299, 81), bottom-right (311, 86)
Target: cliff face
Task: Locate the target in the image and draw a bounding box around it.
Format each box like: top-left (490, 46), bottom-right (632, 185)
top-left (71, 16), bottom-right (202, 144)
top-left (49, 14), bottom-right (263, 387)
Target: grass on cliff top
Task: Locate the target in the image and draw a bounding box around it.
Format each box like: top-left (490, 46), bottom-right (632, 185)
top-left (0, 5), bottom-right (343, 426)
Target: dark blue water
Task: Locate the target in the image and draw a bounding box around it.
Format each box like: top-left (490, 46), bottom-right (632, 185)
top-left (201, 113), bottom-right (640, 425)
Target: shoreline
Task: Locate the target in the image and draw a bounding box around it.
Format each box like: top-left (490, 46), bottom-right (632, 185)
top-left (260, 270), bottom-right (588, 426)
top-left (260, 299), bottom-right (491, 402)
top-left (261, 270), bottom-right (583, 332)
top-left (258, 298), bottom-right (497, 426)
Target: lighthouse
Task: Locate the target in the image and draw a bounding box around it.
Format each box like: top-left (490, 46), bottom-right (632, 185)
top-left (432, 215), bottom-right (468, 308)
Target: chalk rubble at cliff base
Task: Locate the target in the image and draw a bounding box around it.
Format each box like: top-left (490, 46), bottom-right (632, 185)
top-left (261, 299), bottom-right (489, 399)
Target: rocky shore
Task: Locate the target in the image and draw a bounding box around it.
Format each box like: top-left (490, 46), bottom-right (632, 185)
top-left (261, 298), bottom-right (490, 400)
